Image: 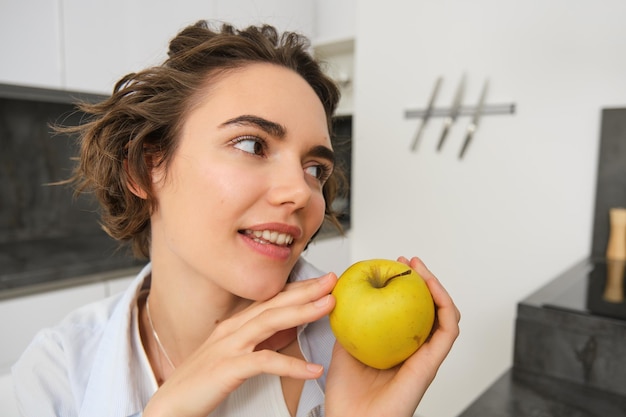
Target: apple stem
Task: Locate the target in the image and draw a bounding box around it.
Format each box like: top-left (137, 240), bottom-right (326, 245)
top-left (374, 269), bottom-right (413, 288)
top-left (370, 269), bottom-right (413, 288)
top-left (389, 269), bottom-right (412, 281)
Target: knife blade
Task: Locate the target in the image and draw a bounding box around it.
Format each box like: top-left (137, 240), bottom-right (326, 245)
top-left (436, 74), bottom-right (466, 151)
top-left (410, 76), bottom-right (443, 151)
top-left (459, 79), bottom-right (489, 159)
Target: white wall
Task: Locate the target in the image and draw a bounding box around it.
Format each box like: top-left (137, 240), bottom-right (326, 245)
top-left (303, 233), bottom-right (352, 276)
top-left (351, 1), bottom-right (626, 416)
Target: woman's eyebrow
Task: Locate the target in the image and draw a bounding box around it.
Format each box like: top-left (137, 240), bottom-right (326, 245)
top-left (309, 145), bottom-right (335, 165)
top-left (220, 114), bottom-right (334, 164)
top-left (220, 114), bottom-right (286, 137)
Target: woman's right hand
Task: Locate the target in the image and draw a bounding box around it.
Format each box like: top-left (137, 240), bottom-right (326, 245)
top-left (324, 256), bottom-right (460, 417)
top-left (143, 272), bottom-right (337, 417)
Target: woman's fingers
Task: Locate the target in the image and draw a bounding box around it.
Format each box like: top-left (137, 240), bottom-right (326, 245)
top-left (402, 256), bottom-right (460, 377)
top-left (235, 349), bottom-right (324, 380)
top-left (192, 272), bottom-right (336, 382)
top-left (393, 256), bottom-right (460, 371)
top-left (255, 327), bottom-right (298, 352)
top-left (411, 256), bottom-right (460, 326)
top-left (214, 272), bottom-right (337, 338)
top-left (397, 255), bottom-right (461, 325)
top-left (146, 346), bottom-right (325, 417)
top-left (231, 292), bottom-right (335, 352)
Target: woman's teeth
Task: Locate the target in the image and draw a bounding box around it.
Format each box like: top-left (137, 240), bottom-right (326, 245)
top-left (243, 230), bottom-right (294, 246)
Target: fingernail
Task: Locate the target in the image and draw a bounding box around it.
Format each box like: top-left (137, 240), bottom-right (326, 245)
top-left (319, 273), bottom-right (332, 284)
top-left (314, 294), bottom-right (330, 307)
top-left (306, 363), bottom-right (323, 373)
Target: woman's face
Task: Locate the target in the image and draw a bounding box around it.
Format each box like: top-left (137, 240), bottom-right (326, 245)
top-left (149, 63), bottom-right (333, 301)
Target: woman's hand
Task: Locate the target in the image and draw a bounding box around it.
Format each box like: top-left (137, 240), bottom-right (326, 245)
top-left (324, 256), bottom-right (460, 417)
top-left (143, 272), bottom-right (337, 417)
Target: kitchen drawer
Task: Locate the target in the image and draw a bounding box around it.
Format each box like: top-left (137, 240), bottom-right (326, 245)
top-left (0, 372), bottom-right (18, 417)
top-left (106, 275), bottom-right (136, 296)
top-left (0, 281), bottom-right (106, 371)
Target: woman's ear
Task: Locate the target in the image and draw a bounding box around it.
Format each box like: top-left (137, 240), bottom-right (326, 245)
top-left (124, 159), bottom-right (148, 199)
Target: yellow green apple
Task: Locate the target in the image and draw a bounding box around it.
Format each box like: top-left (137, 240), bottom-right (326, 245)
top-left (329, 259), bottom-right (435, 369)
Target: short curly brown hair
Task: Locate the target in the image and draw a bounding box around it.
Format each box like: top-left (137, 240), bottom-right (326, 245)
top-left (66, 20), bottom-right (344, 259)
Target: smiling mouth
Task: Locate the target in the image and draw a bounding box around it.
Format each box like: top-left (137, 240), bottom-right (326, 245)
top-left (240, 229), bottom-right (295, 246)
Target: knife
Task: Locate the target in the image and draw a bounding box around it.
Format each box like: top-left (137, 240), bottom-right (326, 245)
top-left (436, 74), bottom-right (466, 151)
top-left (410, 76), bottom-right (443, 151)
top-left (459, 79), bottom-right (489, 159)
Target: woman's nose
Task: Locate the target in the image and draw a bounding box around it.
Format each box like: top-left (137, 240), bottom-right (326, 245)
top-left (267, 161), bottom-right (312, 209)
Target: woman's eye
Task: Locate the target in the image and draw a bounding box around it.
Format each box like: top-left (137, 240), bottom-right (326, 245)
top-left (232, 136), bottom-right (265, 156)
top-left (305, 164), bottom-right (332, 182)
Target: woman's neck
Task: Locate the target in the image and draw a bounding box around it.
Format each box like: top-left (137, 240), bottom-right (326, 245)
top-left (145, 258), bottom-right (253, 367)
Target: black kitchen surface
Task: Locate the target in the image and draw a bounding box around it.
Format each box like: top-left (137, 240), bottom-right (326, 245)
top-left (0, 233), bottom-right (143, 293)
top-left (0, 84), bottom-right (145, 298)
top-left (542, 259), bottom-right (626, 321)
top-left (459, 368), bottom-right (626, 417)
top-left (459, 258), bottom-right (626, 416)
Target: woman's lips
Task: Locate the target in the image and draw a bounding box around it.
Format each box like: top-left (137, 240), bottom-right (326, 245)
top-left (238, 223), bottom-right (302, 260)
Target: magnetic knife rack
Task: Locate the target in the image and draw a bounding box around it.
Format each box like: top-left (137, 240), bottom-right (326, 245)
top-left (405, 103), bottom-right (515, 119)
top-left (405, 75), bottom-right (516, 158)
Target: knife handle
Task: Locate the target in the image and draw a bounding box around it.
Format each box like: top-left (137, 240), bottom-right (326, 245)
top-left (459, 124), bottom-right (477, 159)
top-left (436, 118), bottom-right (452, 151)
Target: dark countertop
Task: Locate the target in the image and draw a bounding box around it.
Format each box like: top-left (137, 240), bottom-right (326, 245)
top-left (0, 233), bottom-right (144, 300)
top-left (457, 258), bottom-right (626, 416)
top-left (459, 368), bottom-right (626, 417)
top-left (0, 224), bottom-right (348, 301)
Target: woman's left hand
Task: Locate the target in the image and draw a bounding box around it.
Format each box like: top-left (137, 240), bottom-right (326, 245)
top-left (324, 256), bottom-right (460, 417)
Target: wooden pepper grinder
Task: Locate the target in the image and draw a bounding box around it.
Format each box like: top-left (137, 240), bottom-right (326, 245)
top-left (604, 207), bottom-right (626, 303)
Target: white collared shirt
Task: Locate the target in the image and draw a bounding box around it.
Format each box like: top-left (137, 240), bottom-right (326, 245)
top-left (12, 258), bottom-right (335, 417)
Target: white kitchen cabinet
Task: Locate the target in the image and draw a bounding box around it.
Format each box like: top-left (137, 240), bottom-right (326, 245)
top-left (313, 0), bottom-right (356, 45)
top-left (0, 372), bottom-right (18, 417)
top-left (0, 272), bottom-right (138, 415)
top-left (312, 0), bottom-right (355, 116)
top-left (61, 0), bottom-right (132, 94)
top-left (105, 274), bottom-right (136, 297)
top-left (313, 38), bottom-right (355, 116)
top-left (2, 0), bottom-right (318, 93)
top-left (0, 284), bottom-right (106, 417)
top-left (213, 0), bottom-right (314, 37)
top-left (0, 0), bottom-right (63, 89)
top-left (61, 0), bottom-right (316, 94)
top-left (0, 269), bottom-right (141, 374)
top-left (61, 0), bottom-right (216, 94)
top-left (0, 281), bottom-right (106, 373)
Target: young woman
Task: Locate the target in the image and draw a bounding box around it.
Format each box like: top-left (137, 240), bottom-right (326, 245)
top-left (12, 21), bottom-right (460, 417)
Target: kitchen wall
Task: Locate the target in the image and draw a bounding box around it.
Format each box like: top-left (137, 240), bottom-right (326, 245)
top-left (351, 1), bottom-right (626, 416)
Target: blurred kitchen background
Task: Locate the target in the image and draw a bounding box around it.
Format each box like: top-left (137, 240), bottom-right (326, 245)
top-left (2, 1), bottom-right (626, 416)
